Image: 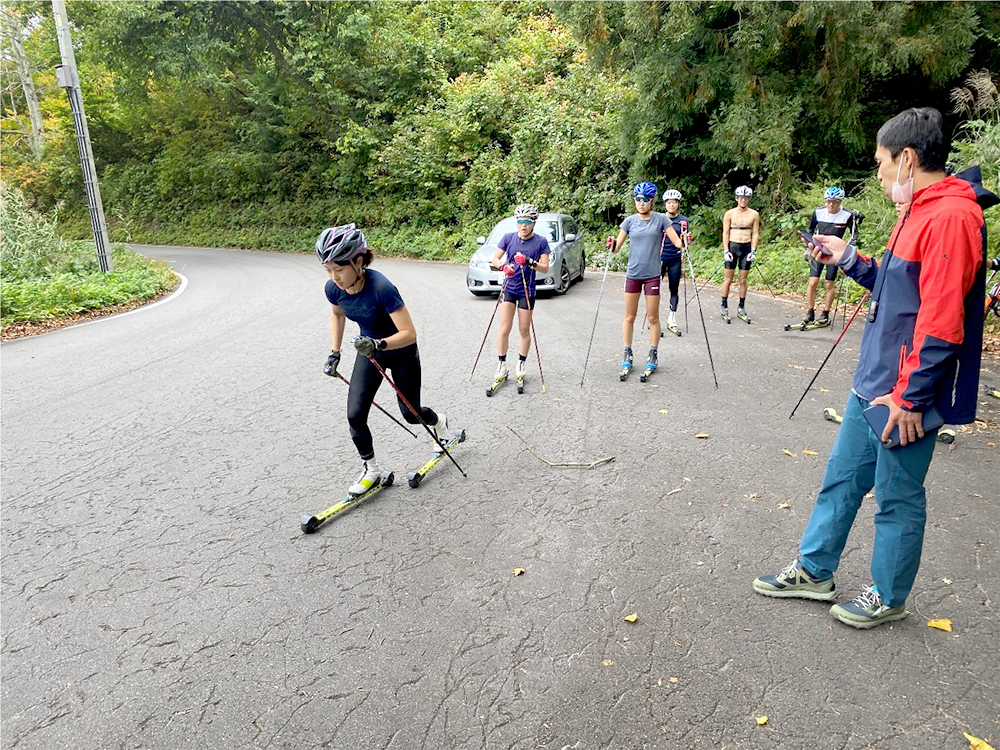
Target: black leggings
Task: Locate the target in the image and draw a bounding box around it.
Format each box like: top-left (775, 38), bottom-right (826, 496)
top-left (347, 344), bottom-right (437, 460)
top-left (661, 256), bottom-right (683, 311)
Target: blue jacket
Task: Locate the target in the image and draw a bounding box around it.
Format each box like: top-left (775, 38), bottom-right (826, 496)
top-left (839, 167), bottom-right (997, 424)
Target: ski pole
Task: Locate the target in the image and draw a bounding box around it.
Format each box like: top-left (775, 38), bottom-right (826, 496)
top-left (580, 239), bottom-right (613, 387)
top-left (680, 220), bottom-right (719, 389)
top-left (336, 372), bottom-right (417, 438)
top-left (753, 261), bottom-right (777, 298)
top-left (365, 354), bottom-right (468, 478)
top-left (468, 270), bottom-right (508, 381)
top-left (683, 251), bottom-right (689, 334)
top-left (685, 259), bottom-right (725, 307)
top-left (788, 290), bottom-right (870, 420)
top-left (520, 265), bottom-right (546, 393)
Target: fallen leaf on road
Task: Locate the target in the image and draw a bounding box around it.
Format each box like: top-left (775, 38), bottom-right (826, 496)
top-left (602, 659), bottom-right (614, 666)
top-left (964, 733), bottom-right (995, 750)
top-left (803, 450), bottom-right (819, 456)
top-left (669, 677), bottom-right (678, 684)
top-left (666, 487), bottom-right (682, 496)
top-left (756, 716), bottom-right (768, 726)
top-left (942, 578), bottom-right (953, 585)
top-left (820, 388), bottom-right (830, 393)
top-left (783, 449), bottom-right (796, 457)
top-left (927, 618), bottom-right (953, 632)
top-left (788, 363), bottom-right (807, 370)
top-left (865, 492), bottom-right (875, 499)
top-left (624, 613), bottom-right (638, 623)
top-left (970, 493), bottom-right (983, 499)
top-left (778, 503), bottom-right (791, 509)
top-left (513, 568), bottom-right (525, 576)
top-left (695, 433), bottom-right (710, 439)
top-left (658, 409), bottom-right (669, 414)
top-left (987, 443), bottom-right (996, 448)
top-left (747, 492), bottom-right (761, 499)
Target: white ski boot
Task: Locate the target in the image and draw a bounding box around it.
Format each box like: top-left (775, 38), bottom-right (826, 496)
top-left (348, 460), bottom-right (382, 496)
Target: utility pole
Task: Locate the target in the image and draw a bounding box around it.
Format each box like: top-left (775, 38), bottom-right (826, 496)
top-left (52, 0), bottom-right (112, 272)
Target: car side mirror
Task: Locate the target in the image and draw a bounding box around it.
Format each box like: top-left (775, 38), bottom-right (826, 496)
top-left (565, 233), bottom-right (576, 242)
top-left (476, 236), bottom-right (486, 245)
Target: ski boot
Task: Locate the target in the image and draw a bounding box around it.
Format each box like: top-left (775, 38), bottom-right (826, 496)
top-left (432, 413), bottom-right (449, 454)
top-left (348, 460), bottom-right (382, 496)
top-left (640, 351), bottom-right (657, 382)
top-left (620, 348), bottom-right (633, 381)
top-left (737, 305), bottom-right (751, 324)
top-left (516, 359), bottom-right (526, 394)
top-left (664, 314), bottom-right (682, 337)
top-left (487, 361), bottom-right (508, 397)
top-left (720, 306), bottom-right (731, 324)
top-left (816, 310), bottom-right (831, 328)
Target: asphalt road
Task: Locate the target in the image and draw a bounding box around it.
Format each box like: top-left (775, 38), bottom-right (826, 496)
top-left (2, 246), bottom-right (998, 750)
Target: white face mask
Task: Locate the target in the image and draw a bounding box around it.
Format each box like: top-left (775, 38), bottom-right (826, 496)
top-left (891, 155), bottom-right (914, 204)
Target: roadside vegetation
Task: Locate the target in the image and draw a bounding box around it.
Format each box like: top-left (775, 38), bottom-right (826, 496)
top-left (0, 184), bottom-right (176, 331)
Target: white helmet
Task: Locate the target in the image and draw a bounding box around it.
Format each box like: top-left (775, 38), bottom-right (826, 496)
top-left (514, 203), bottom-right (539, 220)
top-left (663, 189), bottom-right (682, 201)
top-left (735, 185), bottom-right (753, 197)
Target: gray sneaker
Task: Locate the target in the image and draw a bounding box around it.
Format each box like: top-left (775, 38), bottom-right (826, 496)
top-left (753, 559), bottom-right (836, 601)
top-left (830, 586), bottom-right (907, 629)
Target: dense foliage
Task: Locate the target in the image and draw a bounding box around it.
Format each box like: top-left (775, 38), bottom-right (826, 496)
top-left (0, 184), bottom-right (176, 324)
top-left (1, 1), bottom-right (998, 277)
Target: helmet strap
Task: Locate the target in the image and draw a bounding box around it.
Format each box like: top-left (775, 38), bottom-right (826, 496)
top-left (345, 259), bottom-right (365, 292)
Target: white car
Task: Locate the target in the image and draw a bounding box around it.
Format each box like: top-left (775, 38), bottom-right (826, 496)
top-left (466, 213), bottom-right (585, 296)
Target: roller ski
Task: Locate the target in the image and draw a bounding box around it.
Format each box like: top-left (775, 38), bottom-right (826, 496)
top-left (985, 385), bottom-right (1000, 400)
top-left (823, 407), bottom-right (843, 424)
top-left (407, 429), bottom-right (467, 488)
top-left (785, 311), bottom-right (830, 331)
top-left (736, 305), bottom-right (751, 324)
top-left (663, 316), bottom-right (682, 337)
top-left (619, 348), bottom-right (633, 381)
top-left (516, 360), bottom-right (526, 394)
top-left (639, 350), bottom-right (657, 382)
top-left (720, 306), bottom-right (731, 324)
top-left (301, 466), bottom-right (394, 533)
top-left (486, 361), bottom-right (508, 397)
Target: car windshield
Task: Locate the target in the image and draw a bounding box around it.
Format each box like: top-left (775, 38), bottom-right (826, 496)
top-left (486, 218), bottom-right (559, 245)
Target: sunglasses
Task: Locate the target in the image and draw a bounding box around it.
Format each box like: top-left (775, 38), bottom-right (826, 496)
top-left (516, 219), bottom-right (535, 225)
top-left (634, 196), bottom-right (653, 203)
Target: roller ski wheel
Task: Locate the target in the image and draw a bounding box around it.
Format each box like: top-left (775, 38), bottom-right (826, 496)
top-left (516, 374), bottom-right (525, 394)
top-left (301, 470), bottom-right (394, 533)
top-left (737, 308), bottom-right (751, 324)
top-left (620, 361), bottom-right (633, 381)
top-left (937, 428), bottom-right (956, 444)
top-left (407, 429), bottom-right (466, 489)
top-left (823, 408), bottom-right (843, 424)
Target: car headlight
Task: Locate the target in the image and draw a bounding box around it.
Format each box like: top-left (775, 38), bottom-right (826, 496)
top-left (470, 258), bottom-right (486, 269)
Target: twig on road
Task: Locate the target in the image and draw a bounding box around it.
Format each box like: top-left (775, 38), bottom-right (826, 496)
top-left (508, 426), bottom-right (615, 468)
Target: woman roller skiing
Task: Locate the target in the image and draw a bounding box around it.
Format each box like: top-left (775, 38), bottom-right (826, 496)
top-left (319, 224), bottom-right (453, 495)
top-left (607, 181), bottom-right (683, 381)
top-left (489, 203), bottom-right (551, 395)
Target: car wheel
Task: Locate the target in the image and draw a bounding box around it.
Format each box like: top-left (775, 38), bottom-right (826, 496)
top-left (554, 260), bottom-right (570, 295)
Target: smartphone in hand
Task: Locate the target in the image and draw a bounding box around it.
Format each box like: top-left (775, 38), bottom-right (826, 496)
top-left (862, 404), bottom-right (945, 448)
top-left (798, 229), bottom-right (832, 256)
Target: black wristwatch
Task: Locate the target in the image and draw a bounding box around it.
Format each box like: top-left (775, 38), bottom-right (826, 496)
top-left (376, 338), bottom-right (388, 351)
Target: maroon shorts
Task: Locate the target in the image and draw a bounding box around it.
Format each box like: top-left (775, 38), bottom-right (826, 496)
top-left (624, 276), bottom-right (660, 295)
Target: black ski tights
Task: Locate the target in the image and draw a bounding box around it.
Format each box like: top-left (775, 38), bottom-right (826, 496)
top-left (347, 344), bottom-right (437, 459)
top-left (661, 256), bottom-right (683, 311)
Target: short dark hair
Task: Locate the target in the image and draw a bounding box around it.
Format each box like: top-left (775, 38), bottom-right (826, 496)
top-left (876, 108), bottom-right (949, 172)
top-left (334, 250), bottom-right (373, 268)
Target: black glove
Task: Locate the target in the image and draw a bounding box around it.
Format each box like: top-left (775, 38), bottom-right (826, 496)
top-left (354, 336), bottom-right (377, 357)
top-left (991, 257), bottom-right (1000, 271)
top-left (324, 350), bottom-right (340, 376)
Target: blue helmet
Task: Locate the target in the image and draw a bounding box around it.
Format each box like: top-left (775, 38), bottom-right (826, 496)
top-left (633, 181), bottom-right (658, 200)
top-left (824, 186), bottom-right (846, 201)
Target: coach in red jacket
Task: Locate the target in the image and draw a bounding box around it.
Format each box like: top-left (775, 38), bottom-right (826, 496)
top-left (753, 108), bottom-right (996, 629)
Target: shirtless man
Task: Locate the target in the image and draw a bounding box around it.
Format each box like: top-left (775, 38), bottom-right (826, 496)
top-left (720, 185), bottom-right (760, 323)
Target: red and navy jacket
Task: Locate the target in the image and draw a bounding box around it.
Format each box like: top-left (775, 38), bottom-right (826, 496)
top-left (839, 167), bottom-right (997, 425)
